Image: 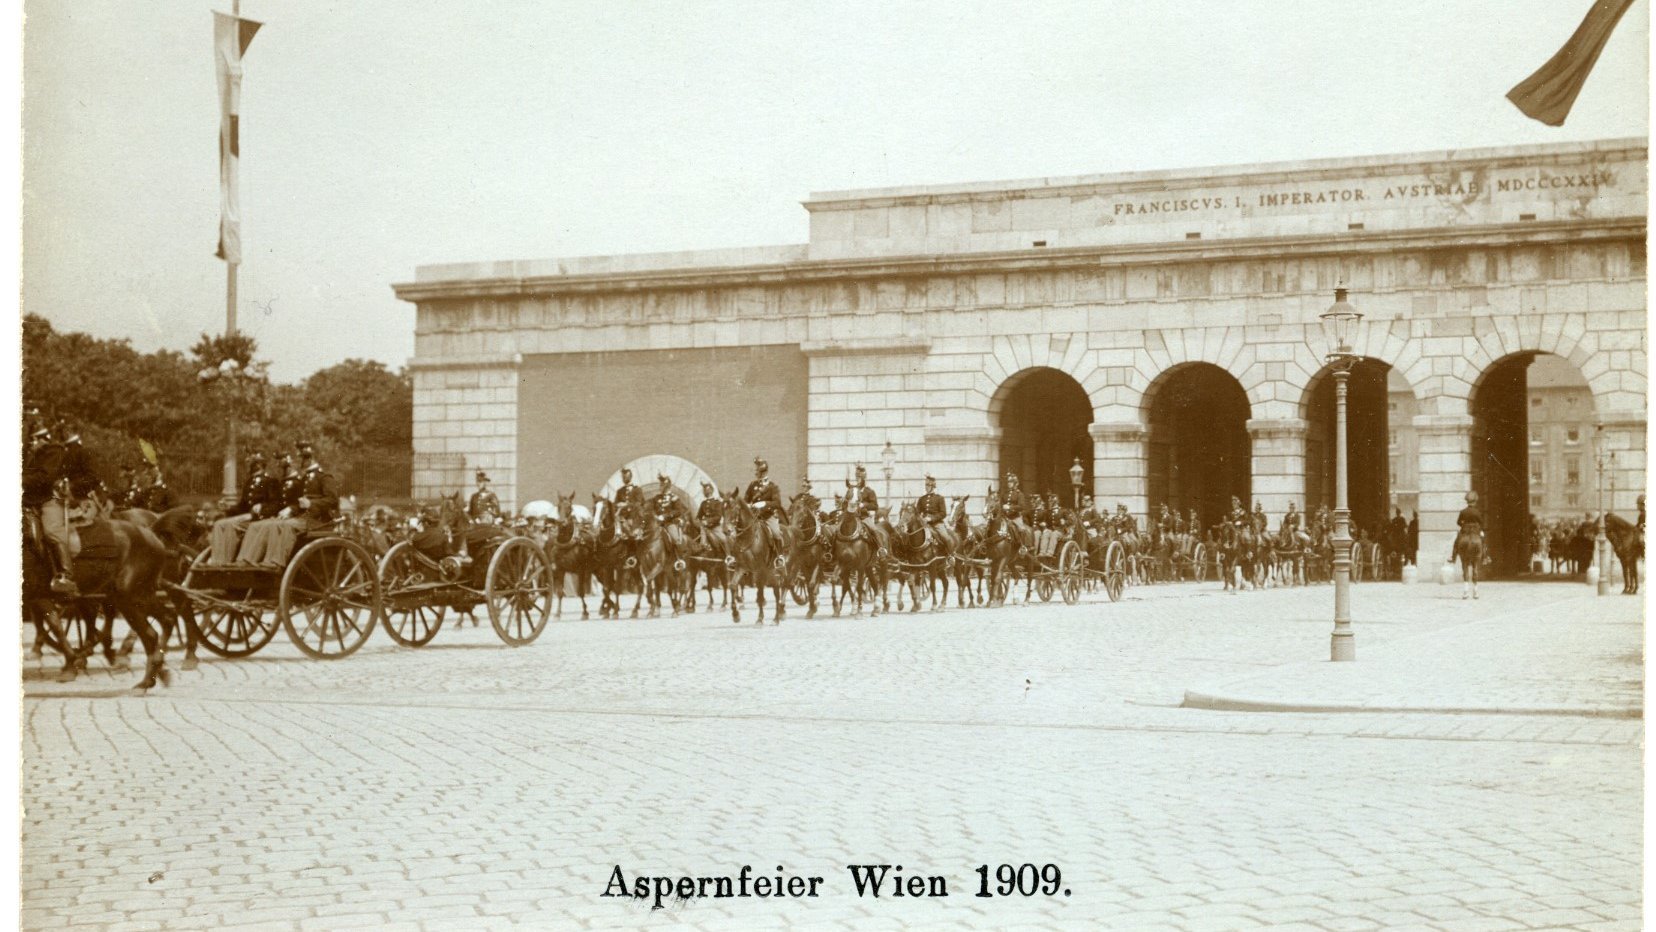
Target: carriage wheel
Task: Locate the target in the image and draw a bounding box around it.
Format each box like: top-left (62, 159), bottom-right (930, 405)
top-left (377, 541), bottom-right (446, 648)
top-left (278, 538), bottom-right (382, 660)
top-left (35, 604), bottom-right (99, 659)
top-left (990, 570), bottom-right (1010, 605)
top-left (1192, 543), bottom-right (1209, 581)
top-left (1104, 541), bottom-right (1127, 602)
top-left (1059, 541), bottom-right (1082, 605)
top-left (1036, 573), bottom-right (1055, 602)
top-left (485, 537), bottom-right (552, 647)
top-left (790, 572), bottom-right (811, 606)
top-left (182, 549), bottom-right (280, 658)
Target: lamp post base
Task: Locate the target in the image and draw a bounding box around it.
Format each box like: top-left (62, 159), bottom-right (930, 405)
top-left (1331, 629), bottom-right (1355, 662)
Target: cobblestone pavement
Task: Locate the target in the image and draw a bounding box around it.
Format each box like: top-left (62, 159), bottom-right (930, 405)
top-left (22, 579), bottom-right (1643, 930)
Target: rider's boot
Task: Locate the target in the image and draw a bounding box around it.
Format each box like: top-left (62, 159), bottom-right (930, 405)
top-left (49, 541), bottom-right (78, 595)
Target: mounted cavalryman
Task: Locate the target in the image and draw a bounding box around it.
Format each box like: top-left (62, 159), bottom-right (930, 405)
top-left (915, 475), bottom-right (946, 535)
top-left (696, 480), bottom-right (724, 536)
top-left (744, 457), bottom-right (784, 545)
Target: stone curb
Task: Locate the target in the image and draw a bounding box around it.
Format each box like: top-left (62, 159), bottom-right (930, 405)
top-left (1180, 689), bottom-right (1643, 719)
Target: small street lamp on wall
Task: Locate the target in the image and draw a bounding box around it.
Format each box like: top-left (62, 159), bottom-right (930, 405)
top-left (1069, 457), bottom-right (1084, 510)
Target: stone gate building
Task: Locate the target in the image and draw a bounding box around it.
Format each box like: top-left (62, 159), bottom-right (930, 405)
top-left (395, 138), bottom-right (1647, 575)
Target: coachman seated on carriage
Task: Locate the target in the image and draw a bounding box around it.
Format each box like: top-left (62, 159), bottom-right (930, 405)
top-left (23, 420), bottom-right (102, 594)
top-left (469, 470), bottom-right (502, 525)
top-left (235, 441), bottom-right (340, 567)
top-left (998, 473), bottom-right (1032, 546)
top-left (207, 452), bottom-right (273, 563)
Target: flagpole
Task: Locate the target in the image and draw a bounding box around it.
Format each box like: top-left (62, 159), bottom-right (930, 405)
top-left (221, 0), bottom-right (241, 504)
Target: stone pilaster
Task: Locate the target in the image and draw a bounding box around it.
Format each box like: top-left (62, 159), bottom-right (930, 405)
top-left (1246, 418), bottom-right (1308, 516)
top-left (921, 427), bottom-right (1003, 507)
top-left (1413, 413), bottom-right (1475, 566)
top-left (410, 354), bottom-right (521, 510)
top-left (1090, 422), bottom-right (1149, 520)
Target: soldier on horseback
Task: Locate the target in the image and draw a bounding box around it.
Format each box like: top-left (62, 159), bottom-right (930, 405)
top-left (615, 468), bottom-right (645, 539)
top-left (745, 457), bottom-right (784, 545)
top-left (1457, 491), bottom-right (1484, 543)
top-left (1251, 502), bottom-right (1268, 537)
top-left (696, 480), bottom-right (724, 537)
top-left (23, 421), bottom-right (89, 594)
top-left (999, 473), bottom-right (1029, 540)
top-left (1112, 503), bottom-right (1136, 536)
top-left (915, 475), bottom-right (945, 537)
top-left (468, 471), bottom-right (501, 524)
top-left (847, 463), bottom-right (883, 545)
top-left (653, 474), bottom-right (690, 552)
top-left (1228, 496), bottom-right (1249, 529)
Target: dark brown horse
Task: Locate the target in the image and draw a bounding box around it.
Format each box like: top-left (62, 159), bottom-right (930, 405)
top-left (24, 508), bottom-right (200, 690)
top-left (549, 492), bottom-right (598, 619)
top-left (947, 496), bottom-right (988, 607)
top-left (1604, 513), bottom-right (1642, 595)
top-left (893, 503), bottom-right (952, 612)
top-left (589, 496), bottom-right (633, 619)
top-left (785, 499), bottom-right (830, 618)
top-left (722, 493), bottom-right (788, 624)
top-left (829, 506), bottom-right (887, 617)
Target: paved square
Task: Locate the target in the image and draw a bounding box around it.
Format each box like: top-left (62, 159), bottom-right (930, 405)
top-left (22, 580), bottom-right (1642, 930)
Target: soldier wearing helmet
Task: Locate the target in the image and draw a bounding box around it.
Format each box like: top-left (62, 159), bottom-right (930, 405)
top-left (207, 452), bottom-right (272, 563)
top-left (1458, 491), bottom-right (1484, 539)
top-left (468, 471), bottom-right (501, 525)
top-left (915, 475), bottom-right (945, 527)
top-left (745, 457), bottom-right (784, 543)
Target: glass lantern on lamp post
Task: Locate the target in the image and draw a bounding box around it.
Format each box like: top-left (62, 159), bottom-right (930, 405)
top-left (1069, 457), bottom-right (1084, 510)
top-left (1320, 287), bottom-right (1362, 662)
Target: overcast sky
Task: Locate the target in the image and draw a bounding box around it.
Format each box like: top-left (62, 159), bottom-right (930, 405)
top-left (20, 1), bottom-right (1650, 382)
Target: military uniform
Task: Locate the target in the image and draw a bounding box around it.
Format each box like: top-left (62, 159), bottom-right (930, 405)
top-left (697, 493), bottom-right (724, 531)
top-left (239, 449), bottom-right (335, 566)
top-left (24, 438), bottom-right (83, 592)
top-left (143, 469), bottom-right (173, 513)
top-left (208, 459), bottom-right (274, 563)
top-left (468, 472), bottom-right (501, 524)
top-left (915, 487), bottom-right (945, 525)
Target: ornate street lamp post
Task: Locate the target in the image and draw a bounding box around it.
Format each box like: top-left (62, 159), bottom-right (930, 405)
top-left (881, 440), bottom-right (896, 500)
top-left (1320, 287), bottom-right (1362, 662)
top-left (1069, 457), bottom-right (1084, 510)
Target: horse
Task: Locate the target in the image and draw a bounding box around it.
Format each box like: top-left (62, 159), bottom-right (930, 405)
top-left (588, 496), bottom-right (633, 620)
top-left (625, 507), bottom-right (676, 618)
top-left (893, 502), bottom-right (952, 613)
top-left (784, 499), bottom-right (830, 618)
top-left (828, 504), bottom-right (887, 617)
top-left (722, 493), bottom-right (788, 624)
top-left (980, 495), bottom-right (1031, 606)
top-left (1453, 523), bottom-right (1485, 599)
top-left (24, 507), bottom-right (200, 691)
top-left (946, 496), bottom-right (988, 607)
top-left (1219, 522), bottom-right (1261, 592)
top-left (548, 492), bottom-right (598, 619)
top-left (680, 513), bottom-right (733, 615)
top-left (1604, 513), bottom-right (1643, 595)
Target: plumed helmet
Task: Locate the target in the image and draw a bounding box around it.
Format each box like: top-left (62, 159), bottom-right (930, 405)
top-left (925, 474), bottom-right (936, 485)
top-left (296, 440), bottom-right (314, 456)
top-left (753, 457), bottom-right (768, 473)
top-left (657, 473), bottom-right (670, 485)
top-left (701, 480), bottom-right (714, 491)
top-left (854, 463), bottom-right (867, 477)
top-left (621, 467), bottom-right (633, 480)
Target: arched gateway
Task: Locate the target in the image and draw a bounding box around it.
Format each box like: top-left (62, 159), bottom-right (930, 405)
top-left (992, 367), bottom-right (1093, 501)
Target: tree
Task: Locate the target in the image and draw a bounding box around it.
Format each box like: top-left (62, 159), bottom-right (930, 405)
top-left (302, 359), bottom-right (413, 450)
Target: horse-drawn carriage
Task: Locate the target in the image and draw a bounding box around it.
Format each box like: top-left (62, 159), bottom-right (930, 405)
top-left (375, 496), bottom-right (554, 647)
top-left (174, 524), bottom-right (385, 660)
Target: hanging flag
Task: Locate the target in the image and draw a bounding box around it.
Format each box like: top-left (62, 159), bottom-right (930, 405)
top-left (213, 11), bottom-right (262, 263)
top-left (138, 439), bottom-right (159, 467)
top-left (1507, 0), bottom-right (1636, 126)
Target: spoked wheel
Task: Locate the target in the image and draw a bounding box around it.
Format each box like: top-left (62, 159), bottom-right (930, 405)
top-left (1059, 540), bottom-right (1082, 605)
top-left (790, 574), bottom-right (811, 606)
top-left (377, 540), bottom-right (446, 648)
top-left (35, 604), bottom-right (99, 658)
top-left (1192, 543), bottom-right (1209, 581)
top-left (1104, 540), bottom-right (1127, 602)
top-left (990, 571), bottom-right (1010, 605)
top-left (485, 537), bottom-right (553, 647)
top-left (1036, 573), bottom-right (1055, 602)
top-left (279, 538), bottom-right (382, 659)
top-left (183, 549), bottom-right (279, 658)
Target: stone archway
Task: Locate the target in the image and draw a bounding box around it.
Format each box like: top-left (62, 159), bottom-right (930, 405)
top-left (1144, 362), bottom-right (1252, 529)
top-left (1301, 358), bottom-right (1417, 536)
top-left (1471, 352), bottom-right (1596, 576)
top-left (991, 367), bottom-right (1094, 500)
